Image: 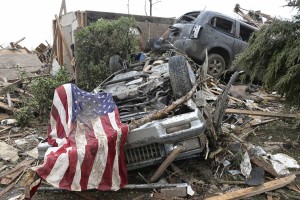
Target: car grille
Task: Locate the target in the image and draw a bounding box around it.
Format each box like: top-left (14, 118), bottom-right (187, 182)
top-left (125, 143), bottom-right (162, 164)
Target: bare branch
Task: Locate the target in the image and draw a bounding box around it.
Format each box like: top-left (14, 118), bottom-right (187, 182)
top-left (152, 0), bottom-right (162, 5)
top-left (129, 76), bottom-right (212, 130)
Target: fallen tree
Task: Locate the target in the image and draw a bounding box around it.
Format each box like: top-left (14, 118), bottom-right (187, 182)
top-left (234, 1), bottom-right (300, 106)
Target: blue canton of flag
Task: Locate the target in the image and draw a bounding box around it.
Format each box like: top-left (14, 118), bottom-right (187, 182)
top-left (71, 84), bottom-right (116, 122)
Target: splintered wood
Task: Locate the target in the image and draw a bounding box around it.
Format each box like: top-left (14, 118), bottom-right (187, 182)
top-left (205, 175), bottom-right (296, 200)
top-left (225, 108), bottom-right (298, 119)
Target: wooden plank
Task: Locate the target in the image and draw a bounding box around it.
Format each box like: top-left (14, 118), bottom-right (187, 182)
top-left (0, 181), bottom-right (16, 198)
top-left (225, 108), bottom-right (298, 118)
top-left (0, 126), bottom-right (12, 134)
top-left (0, 96), bottom-right (20, 103)
top-left (150, 146), bottom-right (185, 183)
top-left (83, 11), bottom-right (87, 26)
top-left (0, 102), bottom-right (20, 113)
top-left (0, 114), bottom-right (10, 121)
top-left (0, 167), bottom-right (25, 198)
top-left (249, 119), bottom-right (277, 127)
top-left (10, 37), bottom-right (26, 49)
top-left (0, 133), bottom-right (27, 140)
top-left (51, 19), bottom-right (58, 63)
top-left (23, 170), bottom-right (41, 200)
top-left (287, 183), bottom-right (300, 194)
top-left (57, 21), bottom-right (63, 65)
top-left (0, 79), bottom-right (21, 95)
top-left (208, 88), bottom-right (244, 103)
top-left (0, 75), bottom-right (49, 95)
top-left (251, 156), bottom-right (279, 177)
top-left (59, 0), bottom-right (67, 16)
top-left (239, 127), bottom-right (258, 140)
top-left (205, 175), bottom-right (296, 200)
top-left (14, 88), bottom-right (34, 98)
top-left (0, 159), bottom-right (34, 185)
top-left (54, 15), bottom-right (73, 68)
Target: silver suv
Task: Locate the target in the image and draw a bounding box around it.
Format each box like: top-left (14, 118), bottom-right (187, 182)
top-left (167, 10), bottom-right (257, 78)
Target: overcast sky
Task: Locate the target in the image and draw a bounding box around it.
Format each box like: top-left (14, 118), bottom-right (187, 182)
top-left (0, 0), bottom-right (297, 49)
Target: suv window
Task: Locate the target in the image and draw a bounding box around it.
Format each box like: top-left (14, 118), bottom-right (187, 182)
top-left (239, 24), bottom-right (255, 42)
top-left (176, 12), bottom-right (201, 24)
top-left (211, 17), bottom-right (233, 35)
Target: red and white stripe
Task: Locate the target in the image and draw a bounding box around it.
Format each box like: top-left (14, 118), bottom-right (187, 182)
top-left (35, 84), bottom-right (129, 191)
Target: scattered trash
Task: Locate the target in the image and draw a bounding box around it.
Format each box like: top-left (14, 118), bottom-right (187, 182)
top-left (266, 153), bottom-right (300, 176)
top-left (245, 167), bottom-right (265, 186)
top-left (241, 152), bottom-right (252, 178)
top-left (272, 153), bottom-right (300, 169)
top-left (0, 119), bottom-right (16, 125)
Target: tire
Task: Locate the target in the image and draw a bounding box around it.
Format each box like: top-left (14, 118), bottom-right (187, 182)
top-left (208, 54), bottom-right (226, 78)
top-left (169, 55), bottom-right (193, 99)
top-left (109, 55), bottom-right (123, 74)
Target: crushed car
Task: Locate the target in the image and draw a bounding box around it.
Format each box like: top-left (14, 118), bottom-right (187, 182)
top-left (158, 10), bottom-right (257, 78)
top-left (38, 52), bottom-right (208, 171)
top-left (94, 53), bottom-right (207, 170)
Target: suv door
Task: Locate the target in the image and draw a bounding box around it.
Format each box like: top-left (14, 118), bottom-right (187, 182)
top-left (202, 15), bottom-right (236, 77)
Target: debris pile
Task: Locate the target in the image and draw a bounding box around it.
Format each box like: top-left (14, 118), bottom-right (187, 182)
top-left (0, 38), bottom-right (50, 81)
top-left (0, 54), bottom-right (299, 199)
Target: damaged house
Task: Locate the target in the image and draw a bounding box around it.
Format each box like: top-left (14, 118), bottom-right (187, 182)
top-left (52, 10), bottom-right (174, 75)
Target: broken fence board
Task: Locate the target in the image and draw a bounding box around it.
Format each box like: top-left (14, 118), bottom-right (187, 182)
top-left (225, 109), bottom-right (298, 118)
top-left (205, 175), bottom-right (296, 200)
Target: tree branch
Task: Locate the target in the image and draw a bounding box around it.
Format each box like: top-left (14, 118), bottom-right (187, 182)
top-left (152, 0), bottom-right (162, 5)
top-left (129, 76), bottom-right (212, 130)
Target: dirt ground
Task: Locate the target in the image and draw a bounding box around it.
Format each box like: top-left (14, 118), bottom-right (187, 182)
top-left (1, 119), bottom-right (299, 200)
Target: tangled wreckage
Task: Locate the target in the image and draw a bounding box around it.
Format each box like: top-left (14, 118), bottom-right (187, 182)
top-left (0, 2), bottom-right (299, 199)
top-left (31, 50), bottom-right (300, 199)
top-left (38, 53), bottom-right (209, 172)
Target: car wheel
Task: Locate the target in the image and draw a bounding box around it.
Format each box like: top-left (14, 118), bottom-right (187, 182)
top-left (208, 54), bottom-right (226, 78)
top-left (109, 55), bottom-right (123, 74)
top-left (169, 55), bottom-right (193, 99)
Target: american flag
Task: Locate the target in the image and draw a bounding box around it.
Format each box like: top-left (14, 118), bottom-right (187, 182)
top-left (35, 83), bottom-right (129, 191)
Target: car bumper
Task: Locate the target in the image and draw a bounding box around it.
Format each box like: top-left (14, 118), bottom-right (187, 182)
top-left (125, 106), bottom-right (206, 170)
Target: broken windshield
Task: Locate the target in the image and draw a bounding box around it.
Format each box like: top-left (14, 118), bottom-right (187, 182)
top-left (175, 11), bottom-right (201, 24)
